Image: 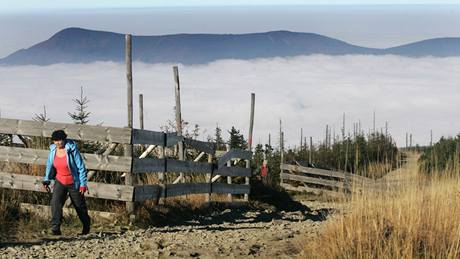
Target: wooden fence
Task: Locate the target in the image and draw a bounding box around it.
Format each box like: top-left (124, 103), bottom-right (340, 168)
top-left (0, 118), bottom-right (252, 212)
top-left (280, 162), bottom-right (373, 194)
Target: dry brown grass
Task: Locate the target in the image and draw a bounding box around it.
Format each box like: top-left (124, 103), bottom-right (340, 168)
top-left (304, 169), bottom-right (460, 258)
top-left (359, 161), bottom-right (396, 179)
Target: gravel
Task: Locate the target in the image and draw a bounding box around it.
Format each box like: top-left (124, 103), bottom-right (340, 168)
top-left (0, 201), bottom-right (337, 258)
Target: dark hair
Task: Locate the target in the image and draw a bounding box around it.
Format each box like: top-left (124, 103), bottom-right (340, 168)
top-left (51, 130), bottom-right (67, 141)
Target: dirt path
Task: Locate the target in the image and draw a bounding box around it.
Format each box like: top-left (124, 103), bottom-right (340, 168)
top-left (381, 151), bottom-right (420, 181)
top-left (372, 151), bottom-right (420, 190)
top-left (0, 199), bottom-right (339, 258)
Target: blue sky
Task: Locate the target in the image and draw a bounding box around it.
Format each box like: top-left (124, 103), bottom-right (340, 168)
top-left (2, 0), bottom-right (460, 11)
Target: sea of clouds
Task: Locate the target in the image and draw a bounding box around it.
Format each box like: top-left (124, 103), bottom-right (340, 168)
top-left (1, 55), bottom-right (459, 148)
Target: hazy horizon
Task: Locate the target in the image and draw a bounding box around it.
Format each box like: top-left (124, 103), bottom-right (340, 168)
top-left (1, 5), bottom-right (460, 58)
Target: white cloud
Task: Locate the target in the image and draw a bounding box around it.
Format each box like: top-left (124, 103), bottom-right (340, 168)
top-left (0, 55), bottom-right (459, 148)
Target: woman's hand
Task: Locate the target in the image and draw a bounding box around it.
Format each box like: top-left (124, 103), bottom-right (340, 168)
top-left (79, 186), bottom-right (88, 195)
top-left (42, 180), bottom-right (51, 193)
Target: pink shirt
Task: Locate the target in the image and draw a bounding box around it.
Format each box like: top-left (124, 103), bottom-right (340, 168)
top-left (53, 154), bottom-right (73, 185)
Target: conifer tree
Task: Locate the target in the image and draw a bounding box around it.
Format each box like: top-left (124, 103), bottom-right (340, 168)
top-left (33, 105), bottom-right (50, 122)
top-left (228, 126), bottom-right (247, 149)
top-left (67, 87), bottom-right (101, 153)
top-left (214, 124), bottom-right (225, 150)
top-left (68, 86), bottom-right (90, 125)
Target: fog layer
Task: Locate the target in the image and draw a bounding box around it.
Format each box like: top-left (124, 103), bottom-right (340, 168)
top-left (1, 55), bottom-right (459, 147)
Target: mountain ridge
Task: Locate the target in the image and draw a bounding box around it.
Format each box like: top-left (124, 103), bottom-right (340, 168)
top-left (1, 27), bottom-right (458, 65)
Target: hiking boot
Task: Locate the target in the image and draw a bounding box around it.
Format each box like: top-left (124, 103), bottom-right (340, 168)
top-left (51, 229), bottom-right (61, 235)
top-left (81, 224), bottom-right (90, 235)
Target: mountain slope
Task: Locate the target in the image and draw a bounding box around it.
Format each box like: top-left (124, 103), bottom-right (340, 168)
top-left (1, 27), bottom-right (459, 65)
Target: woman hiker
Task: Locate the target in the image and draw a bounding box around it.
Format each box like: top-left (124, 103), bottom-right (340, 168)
top-left (42, 130), bottom-right (91, 235)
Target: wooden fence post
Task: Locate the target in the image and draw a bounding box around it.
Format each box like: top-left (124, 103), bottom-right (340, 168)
top-left (410, 134), bottom-right (413, 151)
top-left (373, 111), bottom-right (376, 134)
top-left (139, 94), bottom-right (144, 130)
top-left (173, 66), bottom-right (185, 184)
top-left (226, 144), bottom-right (232, 202)
top-left (280, 132), bottom-right (284, 165)
top-left (158, 133), bottom-right (166, 205)
top-left (280, 131), bottom-right (284, 186)
top-left (125, 34), bottom-right (134, 214)
top-left (300, 128), bottom-right (303, 151)
top-left (206, 154), bottom-right (213, 203)
top-left (245, 93), bottom-right (255, 201)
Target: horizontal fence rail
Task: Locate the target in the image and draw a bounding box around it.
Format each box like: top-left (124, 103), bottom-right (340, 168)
top-left (280, 172), bottom-right (344, 189)
top-left (183, 138), bottom-right (216, 155)
top-left (280, 164), bottom-right (372, 184)
top-left (132, 158), bottom-right (213, 174)
top-left (134, 183), bottom-right (250, 202)
top-left (0, 118), bottom-right (131, 144)
top-left (0, 172), bottom-right (134, 201)
top-left (280, 163), bottom-right (373, 193)
top-left (132, 129), bottom-right (216, 155)
top-left (0, 118), bottom-right (219, 152)
top-left (217, 167), bottom-right (251, 177)
top-left (0, 146), bottom-right (131, 172)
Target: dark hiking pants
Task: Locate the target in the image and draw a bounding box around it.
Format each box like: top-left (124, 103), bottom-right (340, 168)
top-left (51, 180), bottom-right (91, 231)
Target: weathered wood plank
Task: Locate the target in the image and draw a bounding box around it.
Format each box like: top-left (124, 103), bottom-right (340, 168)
top-left (0, 172), bottom-right (134, 201)
top-left (0, 146), bottom-right (131, 172)
top-left (218, 150), bottom-right (252, 168)
top-left (211, 175), bottom-right (222, 183)
top-left (0, 171), bottom-right (44, 192)
top-left (132, 131), bottom-right (183, 146)
top-left (206, 153), bottom-right (213, 203)
top-left (280, 172), bottom-right (343, 189)
top-left (184, 138), bottom-right (216, 155)
top-left (216, 167), bottom-right (251, 177)
top-left (166, 132), bottom-right (183, 147)
top-left (139, 145), bottom-right (156, 159)
top-left (166, 159), bottom-right (213, 174)
top-left (132, 129), bottom-right (165, 145)
top-left (225, 145), bottom-right (232, 202)
top-left (280, 164), bottom-right (372, 183)
top-left (281, 164), bottom-right (346, 179)
top-left (132, 158), bottom-right (166, 173)
top-left (280, 183), bottom-right (344, 197)
top-left (132, 158), bottom-right (212, 174)
top-left (0, 146), bottom-right (48, 165)
top-left (83, 153), bottom-right (131, 172)
top-left (166, 183), bottom-right (210, 197)
top-left (193, 152), bottom-right (205, 162)
top-left (134, 185), bottom-right (161, 202)
top-left (135, 182), bottom-right (251, 201)
top-left (20, 203), bottom-right (119, 222)
top-left (0, 118), bottom-right (131, 144)
top-left (88, 181), bottom-right (134, 201)
top-left (212, 183), bottom-right (250, 195)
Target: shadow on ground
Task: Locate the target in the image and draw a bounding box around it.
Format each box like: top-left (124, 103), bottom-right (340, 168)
top-left (138, 180), bottom-right (335, 228)
top-left (1, 181), bottom-right (335, 247)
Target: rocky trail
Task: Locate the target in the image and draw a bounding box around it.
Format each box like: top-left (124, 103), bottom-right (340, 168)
top-left (0, 198), bottom-right (338, 258)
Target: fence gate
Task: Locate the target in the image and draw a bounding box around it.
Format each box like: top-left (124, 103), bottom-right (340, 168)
top-left (0, 118), bottom-right (252, 214)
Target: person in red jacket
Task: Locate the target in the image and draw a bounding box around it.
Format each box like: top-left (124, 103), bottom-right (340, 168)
top-left (42, 130), bottom-right (91, 235)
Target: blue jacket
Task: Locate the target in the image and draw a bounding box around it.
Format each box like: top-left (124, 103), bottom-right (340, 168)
top-left (44, 139), bottom-right (88, 189)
